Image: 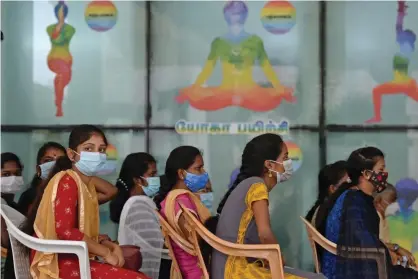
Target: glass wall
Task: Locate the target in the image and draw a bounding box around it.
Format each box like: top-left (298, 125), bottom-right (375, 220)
top-left (2, 0), bottom-right (418, 270)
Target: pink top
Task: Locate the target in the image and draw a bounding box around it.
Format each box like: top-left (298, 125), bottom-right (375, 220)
top-left (160, 193), bottom-right (203, 279)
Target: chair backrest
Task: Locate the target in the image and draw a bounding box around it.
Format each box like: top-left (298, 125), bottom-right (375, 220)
top-left (300, 216), bottom-right (387, 279)
top-left (155, 210), bottom-right (196, 279)
top-left (1, 204), bottom-right (30, 279)
top-left (300, 216), bottom-right (336, 273)
top-left (1, 204), bottom-right (92, 279)
top-left (180, 204), bottom-right (285, 279)
top-left (118, 196), bottom-right (168, 279)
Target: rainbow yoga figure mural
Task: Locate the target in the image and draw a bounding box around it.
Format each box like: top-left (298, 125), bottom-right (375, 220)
top-left (366, 0), bottom-right (418, 123)
top-left (387, 178), bottom-right (418, 260)
top-left (176, 0), bottom-right (296, 112)
top-left (47, 1), bottom-right (75, 117)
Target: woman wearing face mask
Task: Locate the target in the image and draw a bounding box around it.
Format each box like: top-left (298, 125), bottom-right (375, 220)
top-left (1, 153), bottom-right (24, 277)
top-left (315, 147), bottom-right (418, 279)
top-left (205, 133), bottom-right (297, 279)
top-left (19, 125), bottom-right (150, 279)
top-left (1, 152), bottom-right (24, 210)
top-left (154, 146), bottom-right (211, 279)
top-left (17, 142), bottom-right (66, 216)
top-left (305, 160), bottom-right (349, 225)
top-left (109, 152), bottom-right (158, 223)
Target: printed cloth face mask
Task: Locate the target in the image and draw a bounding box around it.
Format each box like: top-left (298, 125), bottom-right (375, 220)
top-left (268, 159), bottom-right (293, 183)
top-left (367, 170), bottom-right (388, 193)
top-left (199, 192), bottom-right (214, 211)
top-left (1, 176), bottom-right (24, 194)
top-left (184, 171), bottom-right (209, 193)
top-left (74, 151), bottom-right (107, 177)
top-left (39, 161), bottom-right (56, 180)
top-left (142, 176), bottom-right (161, 197)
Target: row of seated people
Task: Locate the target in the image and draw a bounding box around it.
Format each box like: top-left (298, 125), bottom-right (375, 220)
top-left (1, 125), bottom-right (418, 278)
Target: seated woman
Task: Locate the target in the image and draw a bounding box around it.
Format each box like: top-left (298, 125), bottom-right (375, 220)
top-left (305, 161), bottom-right (348, 225)
top-left (315, 147), bottom-right (418, 279)
top-left (154, 146), bottom-right (211, 279)
top-left (110, 152), bottom-right (158, 223)
top-left (206, 133), bottom-right (301, 279)
top-left (109, 153), bottom-right (171, 279)
top-left (18, 142), bottom-right (66, 216)
top-left (1, 152), bottom-right (24, 210)
top-left (1, 153), bottom-right (24, 277)
top-left (374, 185), bottom-right (398, 244)
top-left (20, 125), bottom-right (150, 279)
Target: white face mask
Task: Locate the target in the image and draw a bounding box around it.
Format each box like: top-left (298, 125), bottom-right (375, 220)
top-left (1, 176), bottom-right (24, 194)
top-left (269, 159), bottom-right (293, 183)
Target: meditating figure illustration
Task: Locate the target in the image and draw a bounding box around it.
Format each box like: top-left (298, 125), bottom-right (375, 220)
top-left (47, 1), bottom-right (75, 117)
top-left (176, 1), bottom-right (295, 112)
top-left (366, 0), bottom-right (417, 123)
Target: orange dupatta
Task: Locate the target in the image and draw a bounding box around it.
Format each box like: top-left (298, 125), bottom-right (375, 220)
top-left (30, 170), bottom-right (99, 279)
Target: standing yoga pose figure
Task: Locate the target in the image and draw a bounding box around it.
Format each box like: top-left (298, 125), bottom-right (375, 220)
top-left (366, 0), bottom-right (418, 123)
top-left (47, 1), bottom-right (75, 117)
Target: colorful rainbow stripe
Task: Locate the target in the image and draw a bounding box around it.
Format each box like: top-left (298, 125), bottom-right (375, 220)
top-left (85, 1), bottom-right (117, 32)
top-left (285, 140), bottom-right (303, 172)
top-left (106, 144), bottom-right (118, 160)
top-left (260, 1), bottom-right (296, 35)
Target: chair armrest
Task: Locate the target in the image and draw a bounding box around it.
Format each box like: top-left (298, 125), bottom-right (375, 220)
top-left (340, 246), bottom-right (388, 279)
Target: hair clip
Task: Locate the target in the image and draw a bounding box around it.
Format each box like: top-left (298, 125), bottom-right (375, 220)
top-left (118, 178), bottom-right (129, 192)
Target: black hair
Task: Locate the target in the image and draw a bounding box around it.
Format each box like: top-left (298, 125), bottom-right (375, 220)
top-left (305, 160), bottom-right (347, 222)
top-left (1, 152), bottom-right (23, 170)
top-left (315, 147), bottom-right (384, 235)
top-left (153, 146), bottom-right (201, 210)
top-left (21, 124), bottom-right (108, 236)
top-left (109, 152), bottom-right (156, 223)
top-left (202, 133), bottom-right (284, 270)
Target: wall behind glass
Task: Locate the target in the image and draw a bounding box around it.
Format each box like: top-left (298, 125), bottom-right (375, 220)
top-left (1, 131), bottom-right (146, 239)
top-left (1, 1), bottom-right (146, 125)
top-left (150, 130), bottom-right (319, 269)
top-left (150, 1), bottom-right (320, 126)
top-left (326, 1), bottom-right (418, 125)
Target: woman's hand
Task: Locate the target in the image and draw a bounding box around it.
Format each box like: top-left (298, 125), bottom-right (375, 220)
top-left (396, 247), bottom-right (416, 268)
top-left (110, 243), bottom-right (125, 267)
top-left (98, 234), bottom-right (111, 244)
top-left (104, 249), bottom-right (119, 266)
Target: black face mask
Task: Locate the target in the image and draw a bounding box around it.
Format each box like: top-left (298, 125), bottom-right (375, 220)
top-left (367, 171), bottom-right (388, 193)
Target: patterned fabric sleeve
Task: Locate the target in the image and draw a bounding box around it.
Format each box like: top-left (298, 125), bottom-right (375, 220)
top-left (245, 182), bottom-right (269, 207)
top-left (54, 175), bottom-right (84, 241)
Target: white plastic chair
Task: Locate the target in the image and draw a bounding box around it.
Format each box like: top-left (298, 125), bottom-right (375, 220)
top-left (0, 204), bottom-right (91, 279)
top-left (118, 195), bottom-right (170, 279)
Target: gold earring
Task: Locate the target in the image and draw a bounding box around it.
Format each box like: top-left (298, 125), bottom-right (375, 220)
top-left (268, 171), bottom-right (273, 178)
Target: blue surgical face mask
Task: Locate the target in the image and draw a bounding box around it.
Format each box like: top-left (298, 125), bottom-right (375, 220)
top-left (74, 151), bottom-right (107, 177)
top-left (142, 176), bottom-right (160, 197)
top-left (199, 192), bottom-right (213, 211)
top-left (39, 161), bottom-right (56, 180)
top-left (95, 160), bottom-right (117, 176)
top-left (184, 171), bottom-right (209, 193)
